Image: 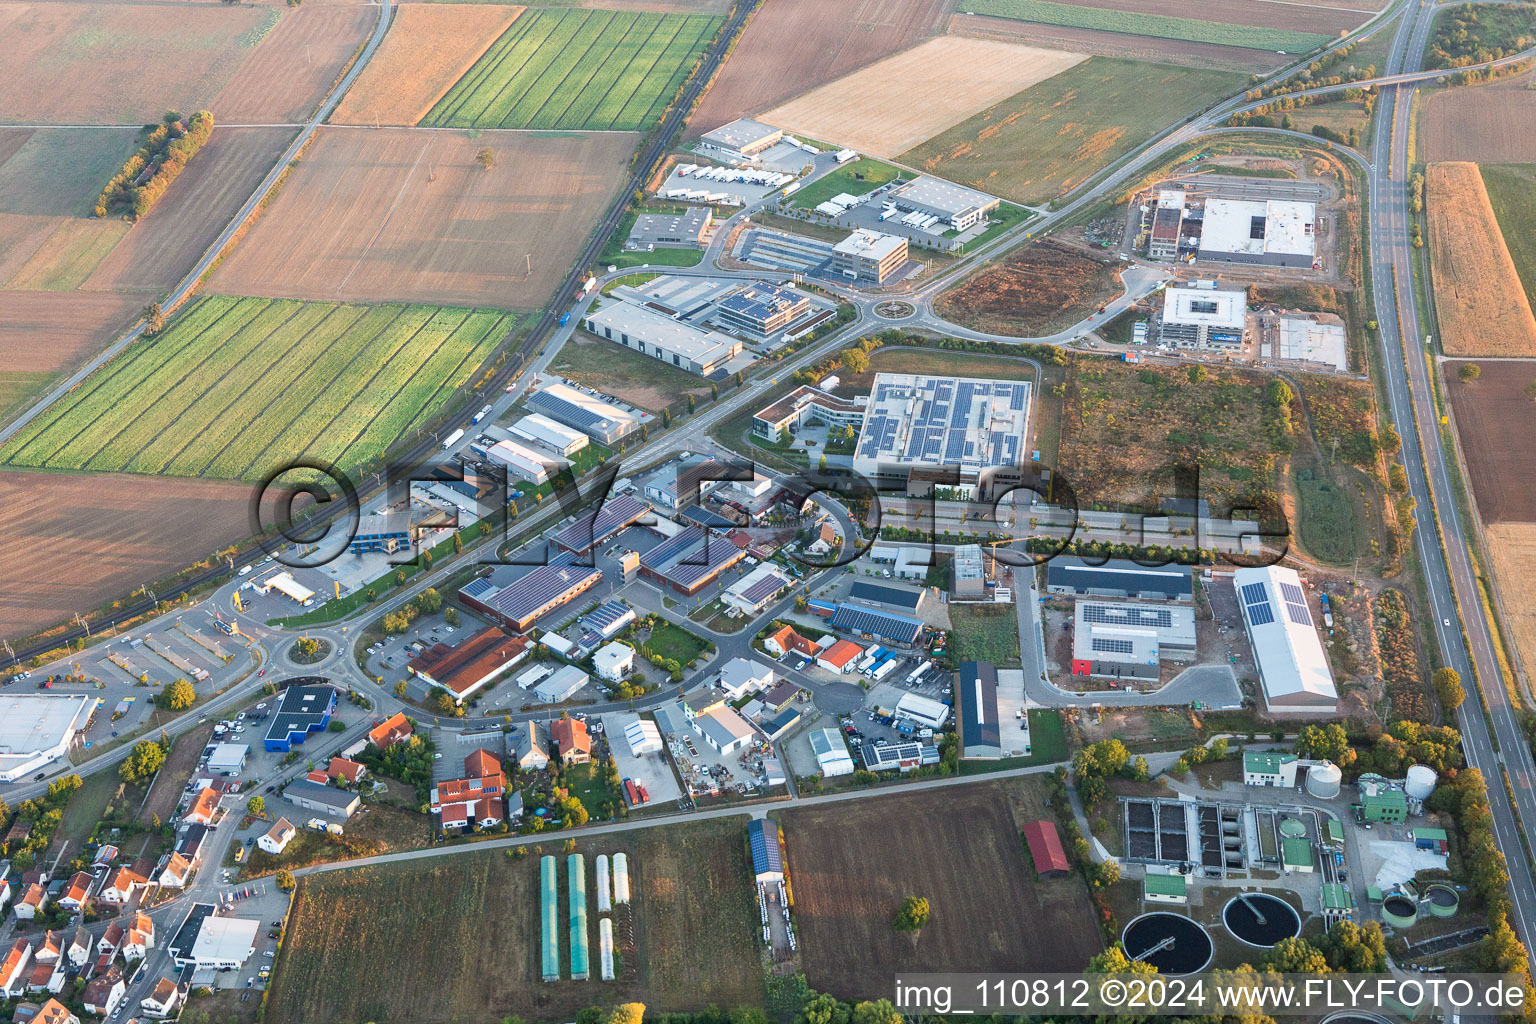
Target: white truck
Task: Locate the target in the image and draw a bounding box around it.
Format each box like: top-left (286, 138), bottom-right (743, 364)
top-left (441, 427), bottom-right (465, 450)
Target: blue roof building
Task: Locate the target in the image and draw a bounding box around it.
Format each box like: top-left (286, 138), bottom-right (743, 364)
top-left (263, 682), bottom-right (337, 752)
top-left (747, 819), bottom-right (784, 882)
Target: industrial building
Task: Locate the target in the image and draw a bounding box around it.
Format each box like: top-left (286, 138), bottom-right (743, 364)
top-left (553, 493), bottom-right (652, 556)
top-left (848, 580), bottom-right (937, 618)
top-left (627, 206), bottom-right (712, 249)
top-left (952, 544), bottom-right (986, 598)
top-left (639, 525), bottom-right (746, 595)
top-left (593, 642), bottom-right (634, 682)
top-left (712, 285), bottom-right (811, 338)
top-left (747, 819), bottom-right (784, 882)
top-left (1232, 565), bottom-right (1337, 714)
top-left (583, 301), bottom-right (742, 377)
top-left (205, 744), bottom-right (247, 774)
top-left (809, 727), bottom-right (854, 776)
top-left (1358, 779), bottom-right (1408, 823)
top-left (641, 456), bottom-right (734, 512)
top-left (751, 385), bottom-right (863, 439)
top-left (1148, 190), bottom-right (1186, 260)
top-left (1045, 556), bottom-right (1194, 601)
top-left (282, 778), bottom-right (360, 818)
top-left (887, 176), bottom-right (1000, 232)
top-left (168, 907), bottom-right (258, 970)
top-left (534, 665), bottom-right (590, 705)
top-left (895, 692), bottom-right (950, 729)
top-left (348, 512), bottom-right (418, 556)
top-left (697, 706), bottom-right (755, 754)
top-left (480, 434), bottom-right (566, 485)
top-left (1197, 198), bottom-right (1317, 268)
top-left (623, 718), bottom-right (662, 756)
top-left (957, 661), bottom-right (1001, 759)
top-left (459, 557), bottom-right (603, 633)
top-left (826, 602), bottom-right (923, 645)
top-left (525, 382), bottom-right (639, 446)
top-left (263, 683), bottom-right (337, 752)
top-left (0, 695), bottom-right (94, 782)
top-left (1159, 283), bottom-right (1248, 351)
top-left (407, 627), bottom-right (529, 700)
top-left (1144, 872), bottom-right (1188, 903)
top-left (1070, 600), bottom-right (1196, 680)
top-left (723, 564), bottom-right (792, 616)
top-left (580, 600), bottom-right (637, 639)
top-left (852, 373), bottom-right (1031, 497)
top-left (861, 740), bottom-right (940, 772)
top-left (698, 118), bottom-right (784, 162)
top-left (1243, 750), bottom-right (1300, 787)
top-left (510, 414), bottom-right (589, 457)
top-left (830, 230), bottom-right (908, 283)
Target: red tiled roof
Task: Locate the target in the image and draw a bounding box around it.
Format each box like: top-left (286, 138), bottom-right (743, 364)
top-left (63, 872), bottom-right (91, 904)
top-left (36, 998), bottom-right (75, 1024)
top-left (305, 770), bottom-right (328, 783)
top-left (187, 787), bottom-right (219, 823)
top-left (326, 757), bottom-right (366, 784)
top-left (463, 748), bottom-right (501, 780)
top-left (368, 712), bottom-right (413, 749)
top-left (161, 852), bottom-right (192, 882)
top-left (1, 939), bottom-right (28, 981)
top-left (817, 639), bottom-right (863, 668)
top-left (550, 718), bottom-right (590, 756)
top-left (1021, 820), bottom-right (1070, 875)
top-left (408, 627), bottom-right (528, 696)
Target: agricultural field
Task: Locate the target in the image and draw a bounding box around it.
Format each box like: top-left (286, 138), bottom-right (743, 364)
top-left (0, 292), bottom-right (143, 422)
top-left (0, 295), bottom-right (516, 483)
top-left (1480, 164), bottom-right (1536, 311)
top-left (6, 220), bottom-right (129, 291)
top-left (687, 0), bottom-right (953, 134)
top-left (950, 14), bottom-right (1284, 73)
top-left (211, 5), bottom-right (376, 123)
top-left (1027, 0), bottom-right (1365, 37)
top-left (1443, 360), bottom-right (1536, 524)
top-left (0, 471), bottom-right (253, 637)
top-left (0, 2), bottom-right (280, 123)
top-left (207, 128), bottom-right (634, 309)
top-left (423, 8), bottom-right (721, 131)
top-left (1484, 523), bottom-right (1536, 689)
top-left (948, 602), bottom-right (1022, 667)
top-left (263, 817), bottom-right (762, 1024)
top-left (903, 57), bottom-right (1248, 204)
top-left (964, 0), bottom-right (1334, 51)
top-left (777, 779), bottom-right (1100, 999)
top-left (85, 127), bottom-right (294, 294)
top-left (550, 328), bottom-right (712, 413)
top-left (1425, 162), bottom-right (1536, 357)
top-left (331, 4), bottom-right (525, 127)
top-left (1421, 72), bottom-right (1536, 164)
top-left (933, 240), bottom-right (1123, 336)
top-left (787, 157), bottom-right (903, 209)
top-left (761, 37), bottom-right (1087, 158)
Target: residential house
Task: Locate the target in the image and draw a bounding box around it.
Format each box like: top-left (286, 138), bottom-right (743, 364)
top-left (83, 969), bottom-right (126, 1018)
top-left (326, 757), bottom-right (367, 786)
top-left (304, 769), bottom-right (328, 784)
top-left (550, 718), bottom-right (591, 765)
top-left (431, 750), bottom-right (507, 831)
top-left (1, 940), bottom-right (32, 998)
top-left (717, 658), bottom-right (772, 700)
top-left (184, 787), bottom-right (220, 826)
top-left (367, 712), bottom-right (414, 749)
top-left (763, 624), bottom-right (815, 657)
top-left (141, 977), bottom-right (183, 1019)
top-left (0, 878), bottom-right (9, 913)
top-left (258, 818), bottom-right (296, 855)
top-left (97, 864), bottom-right (149, 906)
top-left (97, 923), bottom-right (124, 957)
top-left (27, 999), bottom-right (79, 1024)
top-left (32, 932), bottom-right (61, 965)
top-left (57, 871), bottom-right (92, 911)
top-left (762, 680), bottom-right (800, 712)
top-left (25, 959), bottom-right (63, 995)
top-left (65, 928), bottom-right (91, 970)
top-left (158, 851), bottom-right (193, 888)
top-left (511, 723), bottom-right (549, 771)
top-left (122, 913), bottom-right (153, 961)
top-left (16, 884), bottom-right (46, 920)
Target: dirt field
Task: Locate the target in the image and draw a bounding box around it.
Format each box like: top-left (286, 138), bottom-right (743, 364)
top-left (86, 127), bottom-right (294, 294)
top-left (761, 37), bottom-right (1085, 157)
top-left (686, 0), bottom-right (953, 135)
top-left (551, 330), bottom-right (711, 413)
top-left (1484, 522), bottom-right (1536, 690)
top-left (211, 5), bottom-right (376, 123)
top-left (934, 240), bottom-right (1123, 336)
top-left (331, 5), bottom-right (524, 126)
top-left (1444, 360), bottom-right (1536, 524)
top-left (778, 780), bottom-right (1100, 998)
top-left (206, 127), bottom-right (636, 308)
top-left (137, 722), bottom-right (214, 828)
top-left (264, 817), bottom-right (762, 1024)
top-left (1421, 72), bottom-right (1536, 164)
top-left (1037, 0), bottom-right (1363, 36)
top-left (0, 2), bottom-right (279, 123)
top-left (1425, 162), bottom-right (1536, 357)
top-left (950, 14), bottom-right (1284, 71)
top-left (0, 291), bottom-right (142, 420)
top-left (0, 471), bottom-right (254, 637)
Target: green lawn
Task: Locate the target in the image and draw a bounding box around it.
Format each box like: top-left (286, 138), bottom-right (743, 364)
top-left (1481, 164), bottom-right (1536, 312)
top-left (901, 58), bottom-right (1250, 205)
top-left (599, 206), bottom-right (708, 271)
top-left (956, 201), bottom-right (1035, 250)
top-left (788, 157), bottom-right (903, 209)
top-left (959, 710), bottom-right (1067, 772)
top-left (49, 769), bottom-right (125, 859)
top-left (643, 620), bottom-right (709, 665)
top-left (560, 760), bottom-right (621, 816)
top-left (2, 296), bottom-right (515, 482)
top-left (424, 8), bottom-right (721, 131)
top-left (966, 0), bottom-right (1331, 51)
top-left (947, 603), bottom-right (1021, 668)
top-left (1293, 465), bottom-right (1358, 565)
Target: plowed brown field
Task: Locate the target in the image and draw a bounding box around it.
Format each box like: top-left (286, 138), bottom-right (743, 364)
top-left (1485, 522), bottom-right (1536, 689)
top-left (86, 127), bottom-right (294, 294)
top-left (1444, 360), bottom-right (1536, 524)
top-left (211, 5), bottom-right (375, 123)
top-left (331, 5), bottom-right (524, 126)
top-left (0, 292), bottom-right (140, 374)
top-left (0, 471), bottom-right (253, 637)
top-left (207, 128), bottom-right (635, 308)
top-left (0, 2), bottom-right (277, 123)
top-left (950, 13), bottom-right (1281, 71)
top-left (1426, 162), bottom-right (1536, 357)
top-left (686, 0), bottom-right (953, 134)
top-left (1422, 71), bottom-right (1536, 163)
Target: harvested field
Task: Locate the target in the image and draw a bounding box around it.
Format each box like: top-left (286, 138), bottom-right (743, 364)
top-left (1444, 360), bottom-right (1536, 524)
top-left (778, 779), bottom-right (1100, 999)
top-left (1481, 164), bottom-right (1536, 312)
top-left (964, 0), bottom-right (1333, 51)
top-left (1, 295), bottom-right (517, 483)
top-left (264, 817), bottom-right (762, 1024)
top-left (6, 220), bottom-right (129, 291)
top-left (686, 0), bottom-right (952, 135)
top-left (86, 127), bottom-right (294, 294)
top-left (761, 37), bottom-right (1086, 157)
top-left (902, 57), bottom-right (1248, 203)
top-left (950, 14), bottom-right (1283, 72)
top-left (207, 127), bottom-right (634, 308)
top-left (1484, 523), bottom-right (1536, 689)
top-left (0, 471), bottom-right (253, 637)
top-left (211, 5), bottom-right (375, 123)
top-left (1022, 0), bottom-right (1363, 37)
top-left (934, 240), bottom-right (1122, 336)
top-left (330, 5), bottom-right (524, 126)
top-left (423, 8), bottom-right (721, 131)
top-left (0, 2), bottom-right (279, 124)
top-left (0, 291), bottom-right (142, 420)
top-left (1425, 162), bottom-right (1536, 358)
top-left (1421, 72), bottom-right (1536, 164)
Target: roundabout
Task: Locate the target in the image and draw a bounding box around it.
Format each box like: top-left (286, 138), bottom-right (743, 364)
top-left (874, 299), bottom-right (915, 321)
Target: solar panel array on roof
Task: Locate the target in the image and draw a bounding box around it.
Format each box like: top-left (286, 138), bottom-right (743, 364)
top-left (580, 600), bottom-right (632, 633)
top-left (1278, 581), bottom-right (1313, 626)
top-left (1082, 605), bottom-right (1174, 628)
top-left (486, 556), bottom-right (600, 626)
top-left (829, 603), bottom-right (923, 643)
top-left (740, 574), bottom-right (785, 605)
top-left (554, 493), bottom-right (649, 554)
top-left (641, 526), bottom-right (741, 588)
top-left (1092, 636), bottom-right (1136, 655)
top-left (461, 577), bottom-right (497, 600)
top-left (1241, 581), bottom-right (1276, 627)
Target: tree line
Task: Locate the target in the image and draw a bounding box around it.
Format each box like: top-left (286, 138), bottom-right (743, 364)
top-left (95, 110), bottom-right (215, 220)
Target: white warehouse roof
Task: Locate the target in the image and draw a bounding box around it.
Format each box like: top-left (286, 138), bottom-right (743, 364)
top-left (1200, 198), bottom-right (1315, 259)
top-left (1232, 565), bottom-right (1337, 713)
top-left (585, 300), bottom-right (739, 367)
top-left (511, 414), bottom-right (588, 453)
top-left (1162, 285), bottom-right (1247, 330)
top-left (896, 692), bottom-right (950, 728)
top-left (623, 718), bottom-right (662, 755)
top-left (833, 229), bottom-right (907, 262)
top-left (808, 727), bottom-right (854, 775)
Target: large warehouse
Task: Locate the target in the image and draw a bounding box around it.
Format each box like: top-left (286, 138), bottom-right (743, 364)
top-left (1159, 283), bottom-right (1247, 351)
top-left (552, 493), bottom-right (652, 556)
top-left (887, 176), bottom-right (1000, 232)
top-left (809, 726), bottom-right (854, 776)
top-left (698, 118), bottom-right (785, 162)
top-left (459, 556), bottom-right (603, 633)
top-left (640, 526), bottom-right (746, 595)
top-left (583, 300), bottom-right (742, 377)
top-left (0, 694), bottom-right (94, 781)
top-left (957, 661), bottom-right (1001, 759)
top-left (526, 382), bottom-right (639, 446)
top-left (830, 230), bottom-right (908, 283)
top-left (1045, 557), bottom-right (1194, 602)
top-left (1197, 198), bottom-right (1316, 268)
top-left (851, 373), bottom-right (1031, 497)
top-left (1232, 565), bottom-right (1337, 714)
top-left (510, 414), bottom-right (589, 457)
top-left (1071, 600), bottom-right (1196, 681)
top-left (407, 627), bottom-right (529, 700)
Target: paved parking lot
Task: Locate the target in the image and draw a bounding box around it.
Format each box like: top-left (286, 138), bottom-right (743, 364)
top-left (188, 881), bottom-right (293, 992)
top-left (602, 711), bottom-right (683, 808)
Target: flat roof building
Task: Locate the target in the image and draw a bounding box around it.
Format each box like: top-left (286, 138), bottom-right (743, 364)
top-left (1045, 556), bottom-right (1193, 602)
top-left (583, 300), bottom-right (742, 377)
top-left (627, 206), bottom-right (712, 249)
top-left (1198, 198), bottom-right (1316, 268)
top-left (829, 602), bottom-right (923, 645)
top-left (895, 692), bottom-right (950, 729)
top-left (1148, 190), bottom-right (1186, 260)
top-left (263, 683), bottom-right (337, 752)
top-left (484, 438), bottom-right (565, 486)
top-left (349, 512), bottom-right (417, 556)
top-left (723, 564), bottom-right (791, 616)
top-left (957, 661), bottom-right (1001, 759)
top-left (697, 706), bottom-right (755, 754)
top-left (533, 665), bottom-right (590, 705)
top-left (1233, 565), bottom-right (1337, 714)
top-left (1075, 601), bottom-right (1196, 648)
top-left (283, 779), bottom-right (360, 818)
top-left (1071, 622), bottom-right (1160, 681)
top-left (177, 915), bottom-right (259, 970)
top-left (953, 543), bottom-right (986, 598)
top-left (830, 230), bottom-right (907, 283)
top-left (1144, 871), bottom-right (1188, 903)
top-left (888, 176), bottom-right (1000, 232)
top-left (712, 285), bottom-right (810, 338)
top-left (1273, 314), bottom-right (1348, 372)
top-left (751, 385), bottom-right (863, 440)
top-left (0, 695), bottom-right (94, 782)
top-left (526, 382), bottom-right (639, 446)
top-left (698, 118), bottom-right (784, 161)
top-left (510, 414), bottom-right (589, 457)
top-left (459, 557), bottom-right (603, 633)
top-left (1160, 283), bottom-right (1247, 351)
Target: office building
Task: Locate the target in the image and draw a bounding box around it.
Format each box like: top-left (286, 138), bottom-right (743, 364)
top-left (830, 230), bottom-right (907, 283)
top-left (751, 385), bottom-right (863, 439)
top-left (711, 285), bottom-right (810, 338)
top-left (1159, 283), bottom-right (1248, 351)
top-left (1198, 198), bottom-right (1316, 268)
top-left (1148, 190), bottom-right (1186, 260)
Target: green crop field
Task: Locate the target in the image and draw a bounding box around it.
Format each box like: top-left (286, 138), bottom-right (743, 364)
top-left (902, 57), bottom-right (1249, 204)
top-left (1481, 164), bottom-right (1536, 312)
top-left (424, 8), bottom-right (721, 131)
top-left (966, 0), bottom-right (1333, 51)
top-left (1, 296), bottom-right (515, 482)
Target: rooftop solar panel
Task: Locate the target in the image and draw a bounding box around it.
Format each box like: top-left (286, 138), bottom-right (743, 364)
top-left (1240, 582), bottom-right (1269, 606)
top-left (1279, 582), bottom-right (1306, 605)
top-left (1285, 601), bottom-right (1313, 627)
top-left (1245, 599), bottom-right (1275, 627)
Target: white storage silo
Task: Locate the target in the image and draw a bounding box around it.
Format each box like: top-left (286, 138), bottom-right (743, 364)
top-left (1405, 764), bottom-right (1438, 802)
top-left (1306, 761), bottom-right (1343, 799)
top-left (596, 854), bottom-right (612, 913)
top-left (613, 852), bottom-right (631, 904)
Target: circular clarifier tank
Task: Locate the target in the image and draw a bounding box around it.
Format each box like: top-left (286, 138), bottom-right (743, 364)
top-left (1222, 893), bottom-right (1302, 947)
top-left (1121, 913), bottom-right (1214, 975)
top-left (1278, 817), bottom-right (1306, 838)
top-left (1381, 893), bottom-right (1420, 928)
top-left (1426, 884), bottom-right (1460, 917)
